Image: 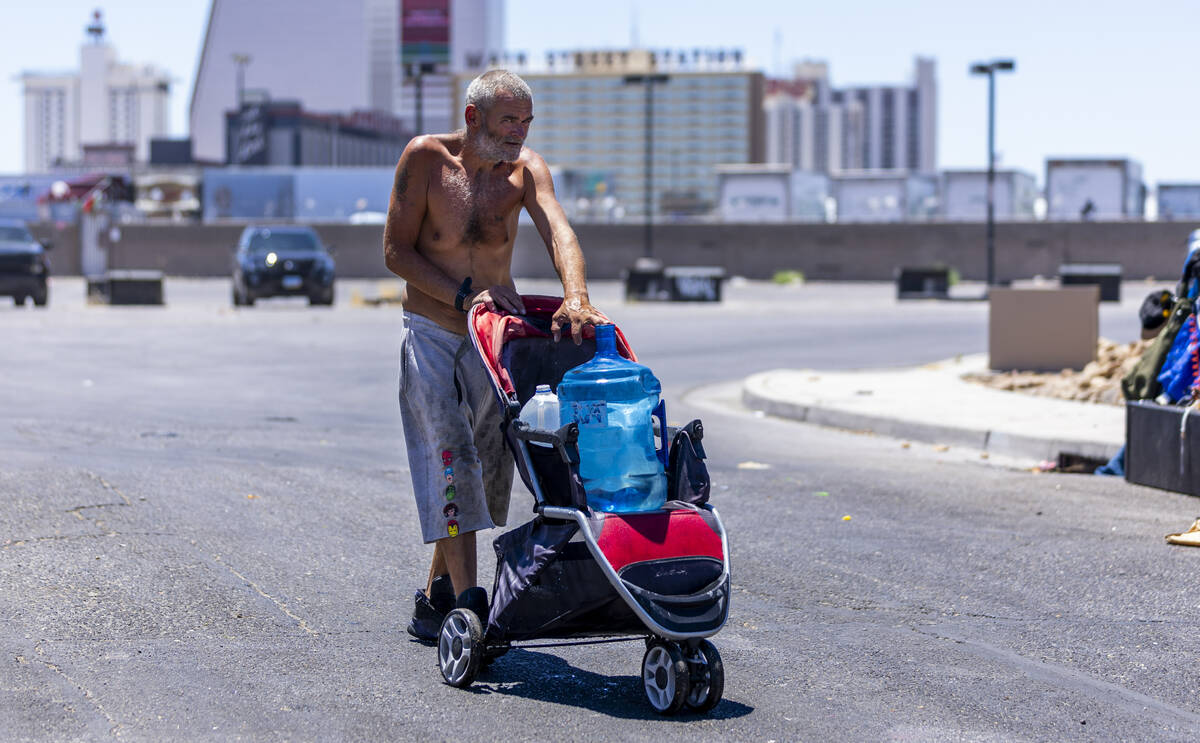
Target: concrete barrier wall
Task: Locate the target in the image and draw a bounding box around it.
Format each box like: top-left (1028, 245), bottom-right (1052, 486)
top-left (29, 223), bottom-right (82, 276)
top-left (514, 221), bottom-right (1200, 282)
top-left (30, 219), bottom-right (1200, 282)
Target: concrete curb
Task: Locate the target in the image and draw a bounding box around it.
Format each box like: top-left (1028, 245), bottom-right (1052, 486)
top-left (741, 358), bottom-right (1124, 463)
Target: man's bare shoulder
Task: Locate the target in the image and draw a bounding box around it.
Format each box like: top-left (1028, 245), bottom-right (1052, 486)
top-left (517, 147), bottom-right (555, 193)
top-left (517, 145), bottom-right (549, 173)
top-left (402, 132), bottom-right (464, 165)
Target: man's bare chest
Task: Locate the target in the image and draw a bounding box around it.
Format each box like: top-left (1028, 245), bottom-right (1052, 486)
top-left (430, 166), bottom-right (523, 245)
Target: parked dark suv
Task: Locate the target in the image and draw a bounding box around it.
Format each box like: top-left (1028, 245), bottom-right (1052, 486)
top-left (0, 218), bottom-right (50, 307)
top-left (232, 225), bottom-right (335, 306)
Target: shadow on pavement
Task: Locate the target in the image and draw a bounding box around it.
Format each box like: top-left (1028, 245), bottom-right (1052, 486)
top-left (462, 647), bottom-right (753, 721)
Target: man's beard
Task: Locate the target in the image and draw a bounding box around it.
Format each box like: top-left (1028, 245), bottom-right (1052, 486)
top-left (470, 124), bottom-right (521, 163)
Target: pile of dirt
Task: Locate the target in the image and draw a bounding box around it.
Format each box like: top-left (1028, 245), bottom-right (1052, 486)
top-left (963, 338), bottom-right (1152, 406)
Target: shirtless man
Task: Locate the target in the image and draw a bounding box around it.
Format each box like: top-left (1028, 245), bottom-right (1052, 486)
top-left (383, 70), bottom-right (604, 642)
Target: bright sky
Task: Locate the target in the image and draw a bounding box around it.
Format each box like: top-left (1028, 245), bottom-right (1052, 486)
top-left (3, 0), bottom-right (1199, 187)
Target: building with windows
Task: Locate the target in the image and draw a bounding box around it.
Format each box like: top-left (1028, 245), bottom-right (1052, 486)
top-left (459, 49), bottom-right (764, 218)
top-left (225, 102), bottom-right (410, 167)
top-left (189, 0), bottom-right (504, 164)
top-left (20, 11), bottom-right (170, 172)
top-left (765, 57), bottom-right (936, 176)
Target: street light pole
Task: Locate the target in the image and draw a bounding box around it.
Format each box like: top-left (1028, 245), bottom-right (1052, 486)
top-left (232, 53), bottom-right (251, 109)
top-left (970, 59), bottom-right (1014, 289)
top-left (986, 68), bottom-right (996, 287)
top-left (623, 73), bottom-right (669, 260)
top-left (407, 62), bottom-right (436, 134)
top-left (415, 67), bottom-right (424, 134)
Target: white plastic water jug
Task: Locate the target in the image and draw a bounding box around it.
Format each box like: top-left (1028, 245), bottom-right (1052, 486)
top-left (519, 384), bottom-right (560, 447)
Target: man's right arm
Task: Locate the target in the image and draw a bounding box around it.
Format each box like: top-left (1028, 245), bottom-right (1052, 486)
top-left (382, 138), bottom-right (461, 307)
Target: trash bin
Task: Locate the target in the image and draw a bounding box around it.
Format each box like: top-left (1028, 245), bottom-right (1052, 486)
top-left (895, 267), bottom-right (949, 300)
top-left (1125, 400), bottom-right (1200, 496)
top-left (664, 266), bottom-right (725, 302)
top-left (1059, 263), bottom-right (1121, 302)
top-left (88, 270), bottom-right (165, 305)
top-left (623, 258), bottom-right (667, 301)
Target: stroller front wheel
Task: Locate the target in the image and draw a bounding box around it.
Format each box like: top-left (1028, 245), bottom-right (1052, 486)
top-left (438, 608), bottom-right (484, 688)
top-left (684, 640), bottom-right (724, 712)
top-left (641, 641), bottom-right (691, 715)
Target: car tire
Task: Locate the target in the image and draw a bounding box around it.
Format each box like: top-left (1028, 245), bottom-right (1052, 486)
top-left (309, 286), bottom-right (334, 306)
top-left (32, 284), bottom-right (48, 307)
top-left (13, 295), bottom-right (26, 306)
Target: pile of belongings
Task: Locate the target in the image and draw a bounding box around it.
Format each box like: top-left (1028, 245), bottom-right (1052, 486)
top-left (1121, 230), bottom-right (1200, 406)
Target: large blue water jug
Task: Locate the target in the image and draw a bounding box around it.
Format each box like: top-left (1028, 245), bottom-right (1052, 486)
top-left (558, 324), bottom-right (667, 513)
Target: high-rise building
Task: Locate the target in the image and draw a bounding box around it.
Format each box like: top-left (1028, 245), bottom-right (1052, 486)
top-left (396, 0), bottom-right (505, 135)
top-left (20, 11), bottom-right (170, 172)
top-left (765, 57), bottom-right (936, 175)
top-left (459, 49), bottom-right (764, 218)
top-left (189, 0), bottom-right (504, 163)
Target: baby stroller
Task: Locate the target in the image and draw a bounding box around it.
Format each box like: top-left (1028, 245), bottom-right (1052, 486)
top-left (435, 295), bottom-right (731, 715)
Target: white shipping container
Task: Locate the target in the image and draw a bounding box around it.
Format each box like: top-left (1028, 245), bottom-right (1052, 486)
top-left (789, 172), bottom-right (829, 221)
top-left (1045, 158), bottom-right (1144, 220)
top-left (716, 166), bottom-right (828, 222)
top-left (1157, 184), bottom-right (1200, 221)
top-left (833, 172), bottom-right (938, 223)
top-left (940, 170), bottom-right (1037, 221)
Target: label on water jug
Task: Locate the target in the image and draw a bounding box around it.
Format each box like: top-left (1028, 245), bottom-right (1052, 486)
top-left (570, 400), bottom-right (607, 426)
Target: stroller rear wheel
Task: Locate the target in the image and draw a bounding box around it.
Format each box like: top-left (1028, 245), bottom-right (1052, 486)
top-left (438, 608), bottom-right (484, 688)
top-left (641, 641), bottom-right (690, 715)
top-left (684, 640), bottom-right (724, 712)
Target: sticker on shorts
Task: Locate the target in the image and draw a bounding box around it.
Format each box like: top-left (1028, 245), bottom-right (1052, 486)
top-left (443, 466), bottom-right (454, 483)
top-left (570, 400), bottom-right (607, 426)
top-left (441, 450), bottom-right (453, 466)
top-left (443, 502), bottom-right (459, 519)
top-left (444, 485), bottom-right (456, 501)
top-left (447, 519), bottom-right (459, 537)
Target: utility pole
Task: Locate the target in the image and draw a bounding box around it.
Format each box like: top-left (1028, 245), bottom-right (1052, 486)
top-left (232, 53), bottom-right (251, 109)
top-left (622, 73), bottom-right (670, 259)
top-left (407, 62), bottom-right (436, 134)
top-left (969, 59), bottom-right (1015, 288)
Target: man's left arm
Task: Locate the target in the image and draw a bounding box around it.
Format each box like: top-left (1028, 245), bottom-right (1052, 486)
top-left (522, 151), bottom-right (605, 343)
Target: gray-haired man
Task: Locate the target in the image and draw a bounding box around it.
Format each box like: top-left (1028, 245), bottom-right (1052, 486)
top-left (383, 69), bottom-right (604, 641)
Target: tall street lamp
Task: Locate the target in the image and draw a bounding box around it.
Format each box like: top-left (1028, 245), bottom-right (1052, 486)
top-left (232, 53), bottom-right (251, 109)
top-left (406, 61), bottom-right (438, 134)
top-left (970, 59), bottom-right (1015, 288)
top-left (622, 73), bottom-right (670, 259)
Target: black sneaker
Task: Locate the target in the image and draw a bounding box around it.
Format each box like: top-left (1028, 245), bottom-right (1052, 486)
top-left (428, 574), bottom-right (455, 613)
top-left (456, 586), bottom-right (489, 624)
top-left (406, 575), bottom-right (455, 644)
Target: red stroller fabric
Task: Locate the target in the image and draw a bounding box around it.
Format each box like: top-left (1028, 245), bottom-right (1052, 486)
top-left (468, 295), bottom-right (637, 408)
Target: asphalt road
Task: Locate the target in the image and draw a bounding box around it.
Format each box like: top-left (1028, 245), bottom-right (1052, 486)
top-left (3, 278), bottom-right (1198, 741)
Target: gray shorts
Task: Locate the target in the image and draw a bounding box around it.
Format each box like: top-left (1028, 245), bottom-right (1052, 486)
top-left (399, 312), bottom-right (514, 544)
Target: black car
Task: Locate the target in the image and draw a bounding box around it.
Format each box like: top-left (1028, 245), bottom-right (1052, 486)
top-left (0, 218), bottom-right (50, 307)
top-left (231, 225), bottom-right (335, 306)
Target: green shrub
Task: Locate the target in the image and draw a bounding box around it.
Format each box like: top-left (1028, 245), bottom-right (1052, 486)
top-left (772, 270), bottom-right (806, 285)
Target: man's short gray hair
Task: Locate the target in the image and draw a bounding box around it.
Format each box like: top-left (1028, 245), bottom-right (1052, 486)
top-left (465, 70), bottom-right (532, 114)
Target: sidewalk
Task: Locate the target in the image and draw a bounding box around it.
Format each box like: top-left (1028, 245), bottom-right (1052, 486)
top-left (741, 354), bottom-right (1124, 463)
